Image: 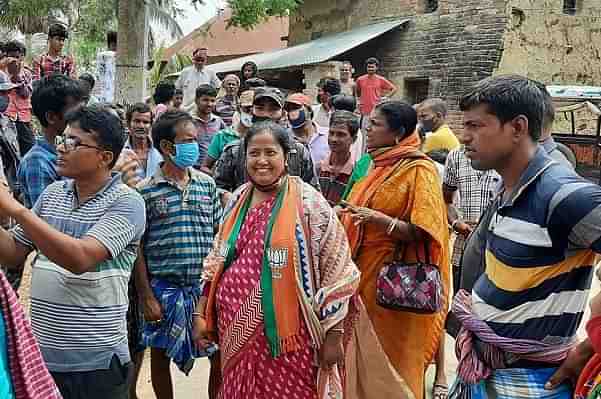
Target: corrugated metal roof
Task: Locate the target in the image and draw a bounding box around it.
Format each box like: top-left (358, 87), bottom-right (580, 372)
top-left (169, 19), bottom-right (409, 77)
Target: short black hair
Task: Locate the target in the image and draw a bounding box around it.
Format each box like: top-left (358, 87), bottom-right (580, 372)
top-left (107, 31), bottom-right (118, 47)
top-left (320, 78), bottom-right (342, 97)
top-left (153, 81), bottom-right (176, 105)
top-left (330, 110), bottom-right (360, 139)
top-left (65, 105), bottom-right (125, 168)
top-left (79, 73), bottom-right (95, 90)
top-left (195, 84), bottom-right (218, 99)
top-left (174, 88), bottom-right (183, 96)
top-left (332, 94), bottom-right (357, 112)
top-left (374, 101), bottom-right (418, 138)
top-left (244, 77), bottom-right (266, 89)
top-left (3, 40), bottom-right (26, 56)
top-left (241, 61), bottom-right (258, 77)
top-left (244, 121), bottom-right (291, 156)
top-left (365, 57), bottom-right (380, 67)
top-left (48, 23), bottom-right (69, 39)
top-left (532, 80), bottom-right (555, 131)
top-left (126, 102), bottom-right (153, 124)
top-left (32, 74), bottom-right (84, 127)
top-left (152, 110), bottom-right (194, 153)
top-left (459, 74), bottom-right (544, 141)
top-left (420, 98), bottom-right (448, 118)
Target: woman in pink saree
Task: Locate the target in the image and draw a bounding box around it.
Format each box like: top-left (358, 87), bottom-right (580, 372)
top-left (193, 122), bottom-right (360, 398)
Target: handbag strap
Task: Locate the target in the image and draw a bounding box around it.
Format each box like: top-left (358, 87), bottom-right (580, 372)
top-left (392, 223), bottom-right (432, 264)
top-left (381, 152), bottom-right (434, 264)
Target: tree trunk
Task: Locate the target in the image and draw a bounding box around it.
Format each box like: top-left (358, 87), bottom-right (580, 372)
top-left (115, 0), bottom-right (149, 106)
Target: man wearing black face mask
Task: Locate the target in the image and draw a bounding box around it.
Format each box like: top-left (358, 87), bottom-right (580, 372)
top-left (214, 87), bottom-right (318, 192)
top-left (417, 98), bottom-right (460, 153)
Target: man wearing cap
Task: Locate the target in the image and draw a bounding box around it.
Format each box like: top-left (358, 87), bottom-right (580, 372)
top-left (0, 72), bottom-right (21, 278)
top-left (0, 71), bottom-right (20, 197)
top-left (285, 93), bottom-right (329, 167)
top-left (214, 87), bottom-right (318, 192)
top-left (175, 48), bottom-right (221, 109)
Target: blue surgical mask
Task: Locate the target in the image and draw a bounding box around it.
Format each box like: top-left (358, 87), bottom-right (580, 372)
top-left (288, 108), bottom-right (307, 130)
top-left (0, 95), bottom-right (8, 114)
top-left (240, 112), bottom-right (253, 128)
top-left (170, 142), bottom-right (199, 169)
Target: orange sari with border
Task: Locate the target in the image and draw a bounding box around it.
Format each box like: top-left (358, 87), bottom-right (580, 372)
top-left (341, 132), bottom-right (451, 399)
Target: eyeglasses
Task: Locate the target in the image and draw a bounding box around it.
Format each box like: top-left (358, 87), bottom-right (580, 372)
top-left (55, 136), bottom-right (104, 152)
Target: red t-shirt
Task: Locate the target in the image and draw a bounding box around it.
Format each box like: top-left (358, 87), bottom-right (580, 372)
top-left (356, 74), bottom-right (395, 115)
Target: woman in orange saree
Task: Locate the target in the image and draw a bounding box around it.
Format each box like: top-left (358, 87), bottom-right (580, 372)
top-left (340, 101), bottom-right (451, 399)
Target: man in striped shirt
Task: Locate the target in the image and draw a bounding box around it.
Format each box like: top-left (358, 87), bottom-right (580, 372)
top-left (136, 110), bottom-right (221, 398)
top-left (0, 105), bottom-right (146, 399)
top-left (451, 75), bottom-right (601, 398)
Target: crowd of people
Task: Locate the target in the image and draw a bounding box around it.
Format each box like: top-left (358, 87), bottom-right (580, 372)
top-left (0, 23), bottom-right (601, 399)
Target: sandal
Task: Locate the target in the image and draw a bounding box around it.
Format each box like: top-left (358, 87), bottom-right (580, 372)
top-left (432, 383), bottom-right (448, 399)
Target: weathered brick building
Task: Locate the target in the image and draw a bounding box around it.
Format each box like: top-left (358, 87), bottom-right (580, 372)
top-left (288, 0), bottom-right (601, 130)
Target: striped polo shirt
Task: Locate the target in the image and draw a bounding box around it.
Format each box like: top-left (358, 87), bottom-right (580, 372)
top-left (473, 147), bottom-right (601, 344)
top-left (138, 167), bottom-right (222, 286)
top-left (11, 173), bottom-right (146, 372)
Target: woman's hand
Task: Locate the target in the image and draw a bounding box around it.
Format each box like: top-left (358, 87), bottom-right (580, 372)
top-left (319, 331), bottom-right (344, 369)
top-left (346, 204), bottom-right (388, 227)
top-left (192, 316), bottom-right (213, 351)
top-left (545, 339), bottom-right (594, 390)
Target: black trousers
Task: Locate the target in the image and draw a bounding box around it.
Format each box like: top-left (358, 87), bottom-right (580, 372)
top-left (51, 355), bottom-right (132, 399)
top-left (15, 120), bottom-right (34, 156)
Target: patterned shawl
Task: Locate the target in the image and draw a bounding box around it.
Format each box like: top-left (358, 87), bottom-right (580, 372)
top-left (0, 271), bottom-right (62, 399)
top-left (203, 176), bottom-right (360, 398)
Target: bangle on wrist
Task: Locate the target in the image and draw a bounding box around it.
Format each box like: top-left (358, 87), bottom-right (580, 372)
top-left (451, 219), bottom-right (462, 233)
top-left (386, 218), bottom-right (398, 235)
top-left (192, 312), bottom-right (205, 319)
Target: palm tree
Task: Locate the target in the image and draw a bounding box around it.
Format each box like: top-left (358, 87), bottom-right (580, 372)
top-left (114, 0), bottom-right (149, 105)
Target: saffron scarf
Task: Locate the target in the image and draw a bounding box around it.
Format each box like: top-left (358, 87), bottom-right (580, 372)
top-left (344, 131), bottom-right (424, 255)
top-left (206, 177), bottom-right (301, 357)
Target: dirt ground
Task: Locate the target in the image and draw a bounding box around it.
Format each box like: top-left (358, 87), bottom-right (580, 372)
top-left (16, 259), bottom-right (599, 399)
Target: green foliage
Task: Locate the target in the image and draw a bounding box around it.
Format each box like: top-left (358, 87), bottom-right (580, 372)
top-left (191, 0), bottom-right (301, 30)
top-left (147, 0), bottom-right (184, 39)
top-left (70, 0), bottom-right (118, 70)
top-left (148, 46), bottom-right (191, 90)
top-left (0, 0), bottom-right (63, 33)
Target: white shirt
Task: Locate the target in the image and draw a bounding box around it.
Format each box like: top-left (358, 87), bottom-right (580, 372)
top-left (312, 104), bottom-right (332, 129)
top-left (175, 66), bottom-right (222, 108)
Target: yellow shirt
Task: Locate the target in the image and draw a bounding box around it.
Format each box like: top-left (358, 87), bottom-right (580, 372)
top-left (422, 124), bottom-right (460, 153)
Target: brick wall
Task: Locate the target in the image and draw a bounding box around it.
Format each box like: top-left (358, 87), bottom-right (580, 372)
top-left (290, 0), bottom-right (601, 133)
top-left (289, 0), bottom-right (509, 132)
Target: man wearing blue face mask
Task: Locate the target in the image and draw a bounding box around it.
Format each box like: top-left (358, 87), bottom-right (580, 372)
top-left (136, 110), bottom-right (222, 399)
top-left (285, 93), bottom-right (329, 168)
